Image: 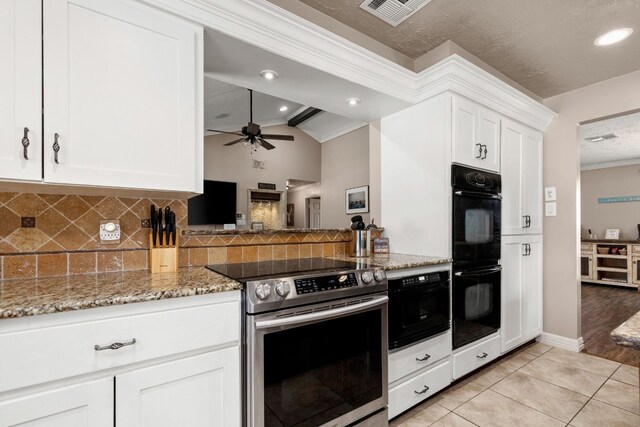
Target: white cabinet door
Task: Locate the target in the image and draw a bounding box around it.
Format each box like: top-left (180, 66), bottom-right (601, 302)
top-left (478, 108), bottom-right (501, 173)
top-left (0, 378), bottom-right (113, 427)
top-left (501, 119), bottom-right (543, 235)
top-left (452, 95), bottom-right (481, 168)
top-left (522, 130), bottom-right (543, 234)
top-left (43, 0), bottom-right (202, 192)
top-left (501, 236), bottom-right (524, 353)
top-left (501, 235), bottom-right (543, 353)
top-left (0, 0), bottom-right (42, 182)
top-left (116, 347), bottom-right (240, 427)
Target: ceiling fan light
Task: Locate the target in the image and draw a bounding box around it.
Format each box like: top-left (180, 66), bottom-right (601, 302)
top-left (260, 69), bottom-right (279, 80)
top-left (594, 28), bottom-right (633, 46)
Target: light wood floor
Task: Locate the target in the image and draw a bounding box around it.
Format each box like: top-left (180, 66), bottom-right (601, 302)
top-left (581, 283), bottom-right (640, 366)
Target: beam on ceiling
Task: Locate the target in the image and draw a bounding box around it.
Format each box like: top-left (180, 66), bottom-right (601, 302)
top-left (288, 107), bottom-right (323, 127)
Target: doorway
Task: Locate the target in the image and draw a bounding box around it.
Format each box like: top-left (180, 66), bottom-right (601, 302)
top-left (579, 109), bottom-right (640, 365)
top-left (307, 197), bottom-right (321, 229)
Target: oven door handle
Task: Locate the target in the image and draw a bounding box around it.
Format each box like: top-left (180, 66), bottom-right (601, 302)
top-left (454, 190), bottom-right (502, 200)
top-left (254, 295), bottom-right (388, 330)
top-left (454, 266), bottom-right (502, 277)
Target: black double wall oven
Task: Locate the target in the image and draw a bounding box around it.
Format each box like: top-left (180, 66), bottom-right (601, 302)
top-left (452, 165), bottom-right (502, 350)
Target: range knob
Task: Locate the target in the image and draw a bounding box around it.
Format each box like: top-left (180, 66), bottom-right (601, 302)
top-left (361, 271), bottom-right (374, 284)
top-left (276, 281), bottom-right (291, 297)
top-left (255, 283), bottom-right (272, 300)
top-left (374, 270), bottom-right (386, 282)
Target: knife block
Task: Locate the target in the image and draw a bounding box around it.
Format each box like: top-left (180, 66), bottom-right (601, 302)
top-left (149, 230), bottom-right (179, 273)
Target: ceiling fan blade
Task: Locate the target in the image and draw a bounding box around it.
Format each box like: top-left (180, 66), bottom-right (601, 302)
top-left (258, 138), bottom-right (276, 150)
top-left (223, 138), bottom-right (245, 146)
top-left (206, 129), bottom-right (243, 136)
top-left (261, 134), bottom-right (294, 141)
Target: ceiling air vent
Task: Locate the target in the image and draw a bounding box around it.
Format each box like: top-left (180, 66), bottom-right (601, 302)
top-left (585, 133), bottom-right (619, 142)
top-left (360, 0), bottom-right (433, 27)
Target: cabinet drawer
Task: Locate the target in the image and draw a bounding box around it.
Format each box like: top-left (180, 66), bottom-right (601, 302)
top-left (389, 331), bottom-right (452, 384)
top-left (632, 245), bottom-right (640, 255)
top-left (581, 243), bottom-right (594, 252)
top-left (0, 297), bottom-right (240, 392)
top-left (389, 360), bottom-right (451, 419)
top-left (452, 334), bottom-right (501, 379)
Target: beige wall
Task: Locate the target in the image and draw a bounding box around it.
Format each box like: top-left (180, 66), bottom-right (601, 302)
top-left (581, 165), bottom-right (640, 240)
top-left (321, 126), bottom-right (371, 228)
top-left (543, 69), bottom-right (640, 340)
top-left (204, 125), bottom-right (321, 222)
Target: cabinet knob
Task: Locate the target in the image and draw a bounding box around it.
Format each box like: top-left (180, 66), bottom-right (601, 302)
top-left (21, 127), bottom-right (30, 160)
top-left (53, 133), bottom-right (60, 164)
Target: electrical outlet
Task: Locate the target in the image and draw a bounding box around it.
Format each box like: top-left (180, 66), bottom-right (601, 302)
top-left (141, 219), bottom-right (151, 228)
top-left (100, 220), bottom-right (121, 244)
top-left (545, 202), bottom-right (557, 217)
top-left (21, 217), bottom-right (36, 228)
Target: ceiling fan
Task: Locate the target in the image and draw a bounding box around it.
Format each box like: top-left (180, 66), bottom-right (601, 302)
top-left (206, 89), bottom-right (294, 151)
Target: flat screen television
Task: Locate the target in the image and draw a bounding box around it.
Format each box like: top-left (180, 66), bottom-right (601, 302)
top-left (188, 180), bottom-right (237, 225)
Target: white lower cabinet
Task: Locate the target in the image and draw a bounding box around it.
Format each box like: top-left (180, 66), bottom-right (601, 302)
top-left (0, 379), bottom-right (113, 427)
top-left (452, 333), bottom-right (501, 380)
top-left (389, 360), bottom-right (452, 419)
top-left (116, 347), bottom-right (240, 427)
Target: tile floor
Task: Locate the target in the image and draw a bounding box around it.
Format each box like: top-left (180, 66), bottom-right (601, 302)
top-left (390, 342), bottom-right (640, 427)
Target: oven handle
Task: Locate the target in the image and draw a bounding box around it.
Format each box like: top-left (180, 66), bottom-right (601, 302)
top-left (454, 266), bottom-right (502, 277)
top-left (454, 190), bottom-right (502, 200)
top-left (254, 295), bottom-right (388, 330)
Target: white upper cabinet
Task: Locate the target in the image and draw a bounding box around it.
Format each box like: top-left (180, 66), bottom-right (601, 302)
top-left (0, 0), bottom-right (42, 182)
top-left (501, 119), bottom-right (543, 235)
top-left (43, 0), bottom-right (203, 192)
top-left (452, 95), bottom-right (501, 173)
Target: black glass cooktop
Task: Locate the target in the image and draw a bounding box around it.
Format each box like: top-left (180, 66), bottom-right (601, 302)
top-left (206, 258), bottom-right (364, 282)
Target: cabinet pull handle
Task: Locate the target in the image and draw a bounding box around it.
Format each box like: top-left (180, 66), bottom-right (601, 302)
top-left (94, 338), bottom-right (136, 351)
top-left (416, 353), bottom-right (431, 362)
top-left (21, 127), bottom-right (30, 160)
top-left (476, 352), bottom-right (488, 359)
top-left (481, 144), bottom-right (488, 159)
top-left (526, 215), bottom-right (531, 228)
top-left (523, 244), bottom-right (531, 256)
top-left (414, 385), bottom-right (430, 395)
top-left (475, 143), bottom-right (482, 159)
top-left (53, 133), bottom-right (60, 164)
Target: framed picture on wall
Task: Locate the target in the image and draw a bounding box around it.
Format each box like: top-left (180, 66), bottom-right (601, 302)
top-left (346, 185), bottom-right (369, 214)
top-left (605, 228), bottom-right (620, 240)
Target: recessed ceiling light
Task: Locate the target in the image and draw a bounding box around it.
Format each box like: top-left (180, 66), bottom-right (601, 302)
top-left (279, 105), bottom-right (288, 112)
top-left (260, 70), bottom-right (278, 80)
top-left (346, 97), bottom-right (361, 106)
top-left (594, 28), bottom-right (633, 46)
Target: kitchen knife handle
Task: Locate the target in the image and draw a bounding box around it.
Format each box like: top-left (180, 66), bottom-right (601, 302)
top-left (21, 127), bottom-right (30, 160)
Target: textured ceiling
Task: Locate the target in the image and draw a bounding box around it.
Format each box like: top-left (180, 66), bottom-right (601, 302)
top-left (291, 0), bottom-right (640, 98)
top-left (580, 111), bottom-right (640, 166)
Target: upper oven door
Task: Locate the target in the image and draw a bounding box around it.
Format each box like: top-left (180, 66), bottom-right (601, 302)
top-left (247, 294), bottom-right (388, 427)
top-left (453, 190), bottom-right (502, 267)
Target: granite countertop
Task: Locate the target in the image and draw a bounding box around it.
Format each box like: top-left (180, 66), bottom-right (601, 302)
top-left (0, 268), bottom-right (241, 319)
top-left (332, 253), bottom-right (452, 271)
top-left (611, 311), bottom-right (640, 350)
top-left (183, 227), bottom-right (383, 236)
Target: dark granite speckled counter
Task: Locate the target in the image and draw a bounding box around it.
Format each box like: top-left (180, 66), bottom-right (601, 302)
top-left (0, 268), bottom-right (241, 319)
top-left (611, 311), bottom-right (640, 350)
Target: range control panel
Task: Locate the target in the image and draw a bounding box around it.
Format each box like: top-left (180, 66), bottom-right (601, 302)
top-left (399, 271), bottom-right (449, 288)
top-left (295, 273), bottom-right (358, 294)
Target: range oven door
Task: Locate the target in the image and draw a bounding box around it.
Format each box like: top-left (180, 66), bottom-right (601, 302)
top-left (453, 190), bottom-right (501, 267)
top-left (247, 294), bottom-right (388, 427)
top-left (452, 266), bottom-right (501, 349)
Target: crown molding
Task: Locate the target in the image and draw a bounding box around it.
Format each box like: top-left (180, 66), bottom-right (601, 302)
top-left (314, 120), bottom-right (368, 143)
top-left (581, 158), bottom-right (640, 171)
top-left (147, 0), bottom-right (556, 131)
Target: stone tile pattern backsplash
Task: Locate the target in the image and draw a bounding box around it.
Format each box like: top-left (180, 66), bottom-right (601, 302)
top-left (0, 192), bottom-right (369, 280)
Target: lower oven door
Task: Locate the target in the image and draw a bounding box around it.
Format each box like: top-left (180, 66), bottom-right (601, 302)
top-left (247, 293), bottom-right (388, 427)
top-left (452, 266), bottom-right (501, 349)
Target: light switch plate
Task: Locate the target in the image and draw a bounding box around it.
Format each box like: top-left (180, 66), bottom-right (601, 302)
top-left (545, 202), bottom-right (557, 217)
top-left (100, 220), bottom-right (121, 244)
top-left (544, 187), bottom-right (557, 201)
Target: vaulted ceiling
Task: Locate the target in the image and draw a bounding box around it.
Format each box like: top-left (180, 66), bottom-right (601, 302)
top-left (274, 0), bottom-right (640, 98)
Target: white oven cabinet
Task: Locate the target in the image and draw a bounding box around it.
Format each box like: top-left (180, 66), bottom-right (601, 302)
top-left (0, 291), bottom-right (241, 427)
top-left (0, 0), bottom-right (42, 182)
top-left (501, 119), bottom-right (543, 235)
top-left (452, 95), bottom-right (501, 173)
top-left (501, 235), bottom-right (543, 353)
top-left (0, 0), bottom-right (203, 193)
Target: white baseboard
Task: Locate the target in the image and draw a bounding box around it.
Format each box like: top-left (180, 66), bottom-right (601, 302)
top-left (537, 332), bottom-right (585, 352)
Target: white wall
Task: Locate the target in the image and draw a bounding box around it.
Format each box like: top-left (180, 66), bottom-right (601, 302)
top-left (380, 93), bottom-right (451, 257)
top-left (320, 126), bottom-right (371, 228)
top-left (543, 69), bottom-right (640, 340)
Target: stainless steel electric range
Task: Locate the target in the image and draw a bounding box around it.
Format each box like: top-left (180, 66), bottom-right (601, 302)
top-left (207, 258), bottom-right (389, 427)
